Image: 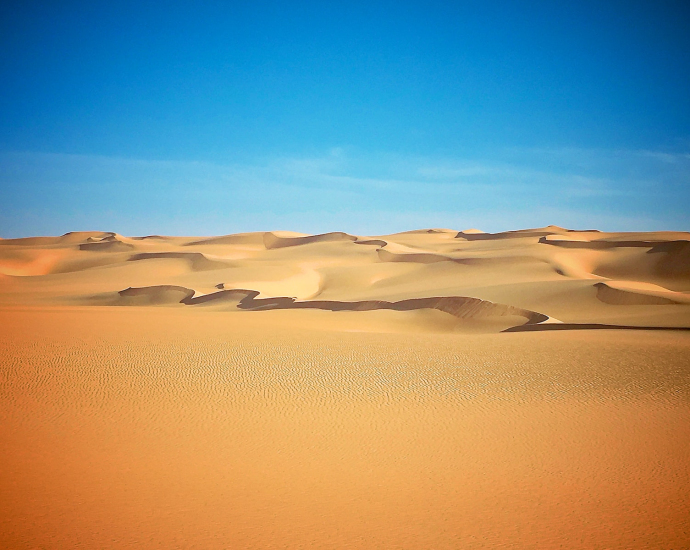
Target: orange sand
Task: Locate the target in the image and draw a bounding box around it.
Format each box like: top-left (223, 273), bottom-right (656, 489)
top-left (1, 227), bottom-right (689, 548)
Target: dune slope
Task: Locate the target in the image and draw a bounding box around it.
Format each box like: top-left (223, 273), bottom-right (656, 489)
top-left (1, 225), bottom-right (688, 329)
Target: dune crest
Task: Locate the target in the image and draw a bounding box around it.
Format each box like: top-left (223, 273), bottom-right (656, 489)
top-left (0, 226), bottom-right (688, 331)
top-left (456, 226), bottom-right (565, 241)
top-left (185, 232), bottom-right (267, 247)
top-left (263, 231), bottom-right (358, 249)
top-left (594, 281), bottom-right (690, 305)
top-left (79, 233), bottom-right (135, 251)
top-left (540, 235), bottom-right (662, 249)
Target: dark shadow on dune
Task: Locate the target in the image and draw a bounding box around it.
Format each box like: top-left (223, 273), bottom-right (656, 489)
top-left (354, 240), bottom-right (388, 247)
top-left (225, 290), bottom-right (549, 325)
top-left (648, 241), bottom-right (690, 255)
top-left (594, 282), bottom-right (681, 306)
top-left (647, 241), bottom-right (690, 277)
top-left (118, 285), bottom-right (195, 305)
top-left (538, 236), bottom-right (664, 249)
top-left (504, 323), bottom-right (690, 332)
top-left (114, 285), bottom-right (550, 327)
top-left (181, 288), bottom-right (293, 306)
top-left (456, 228), bottom-right (606, 242)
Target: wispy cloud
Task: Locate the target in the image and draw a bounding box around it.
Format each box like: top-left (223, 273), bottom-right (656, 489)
top-left (0, 146), bottom-right (688, 237)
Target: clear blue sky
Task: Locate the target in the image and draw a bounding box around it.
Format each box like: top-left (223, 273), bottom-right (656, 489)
top-left (1, 0), bottom-right (689, 236)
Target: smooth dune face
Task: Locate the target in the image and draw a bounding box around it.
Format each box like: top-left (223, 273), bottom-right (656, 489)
top-left (1, 227), bottom-right (689, 548)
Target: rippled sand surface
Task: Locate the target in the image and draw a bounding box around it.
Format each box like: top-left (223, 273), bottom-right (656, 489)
top-left (2, 227), bottom-right (689, 547)
top-left (2, 306), bottom-right (689, 549)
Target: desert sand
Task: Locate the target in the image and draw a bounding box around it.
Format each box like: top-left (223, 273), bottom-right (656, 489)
top-left (1, 226), bottom-right (689, 548)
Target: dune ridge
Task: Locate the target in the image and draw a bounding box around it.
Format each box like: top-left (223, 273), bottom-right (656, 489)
top-left (540, 235), bottom-right (666, 249)
top-left (0, 225), bottom-right (688, 331)
top-left (110, 285), bottom-right (550, 328)
top-left (263, 231), bottom-right (358, 249)
top-left (456, 226), bottom-right (567, 241)
top-left (594, 281), bottom-right (690, 305)
top-left (185, 232), bottom-right (267, 247)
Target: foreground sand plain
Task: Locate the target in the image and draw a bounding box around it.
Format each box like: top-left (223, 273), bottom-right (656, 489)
top-left (1, 226), bottom-right (689, 548)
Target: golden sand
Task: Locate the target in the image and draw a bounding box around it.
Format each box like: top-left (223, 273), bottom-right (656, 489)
top-left (1, 227), bottom-right (689, 548)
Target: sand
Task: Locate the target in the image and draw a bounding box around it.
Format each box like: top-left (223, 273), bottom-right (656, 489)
top-left (1, 226), bottom-right (689, 548)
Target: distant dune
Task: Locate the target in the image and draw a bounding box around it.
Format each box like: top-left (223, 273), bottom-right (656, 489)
top-left (263, 230), bottom-right (358, 249)
top-left (1, 225), bottom-right (687, 331)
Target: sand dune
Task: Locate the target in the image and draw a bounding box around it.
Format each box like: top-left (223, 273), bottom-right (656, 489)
top-left (118, 284), bottom-right (195, 305)
top-left (378, 246), bottom-right (536, 268)
top-left (131, 234), bottom-right (174, 241)
top-left (541, 235), bottom-right (664, 249)
top-left (1, 226), bottom-right (690, 548)
top-left (648, 240), bottom-right (690, 277)
top-left (1, 226), bottom-right (688, 330)
top-left (79, 234), bottom-right (135, 252)
top-left (185, 232), bottom-right (267, 247)
top-left (120, 284), bottom-right (549, 327)
top-left (594, 280), bottom-right (690, 305)
top-left (127, 252), bottom-right (231, 271)
top-left (354, 238), bottom-right (388, 246)
top-left (0, 231), bottom-right (109, 247)
top-left (79, 240), bottom-right (134, 252)
top-left (394, 228), bottom-right (457, 235)
top-left (456, 225), bottom-right (567, 240)
top-left (377, 247), bottom-right (453, 264)
top-left (264, 230), bottom-right (358, 249)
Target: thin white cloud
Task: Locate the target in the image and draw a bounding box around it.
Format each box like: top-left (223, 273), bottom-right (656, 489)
top-left (0, 146), bottom-right (688, 237)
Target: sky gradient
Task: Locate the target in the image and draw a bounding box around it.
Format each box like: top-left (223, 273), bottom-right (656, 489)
top-left (1, 0), bottom-right (689, 237)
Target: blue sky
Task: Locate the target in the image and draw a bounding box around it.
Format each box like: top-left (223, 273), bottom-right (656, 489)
top-left (1, 0), bottom-right (689, 236)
